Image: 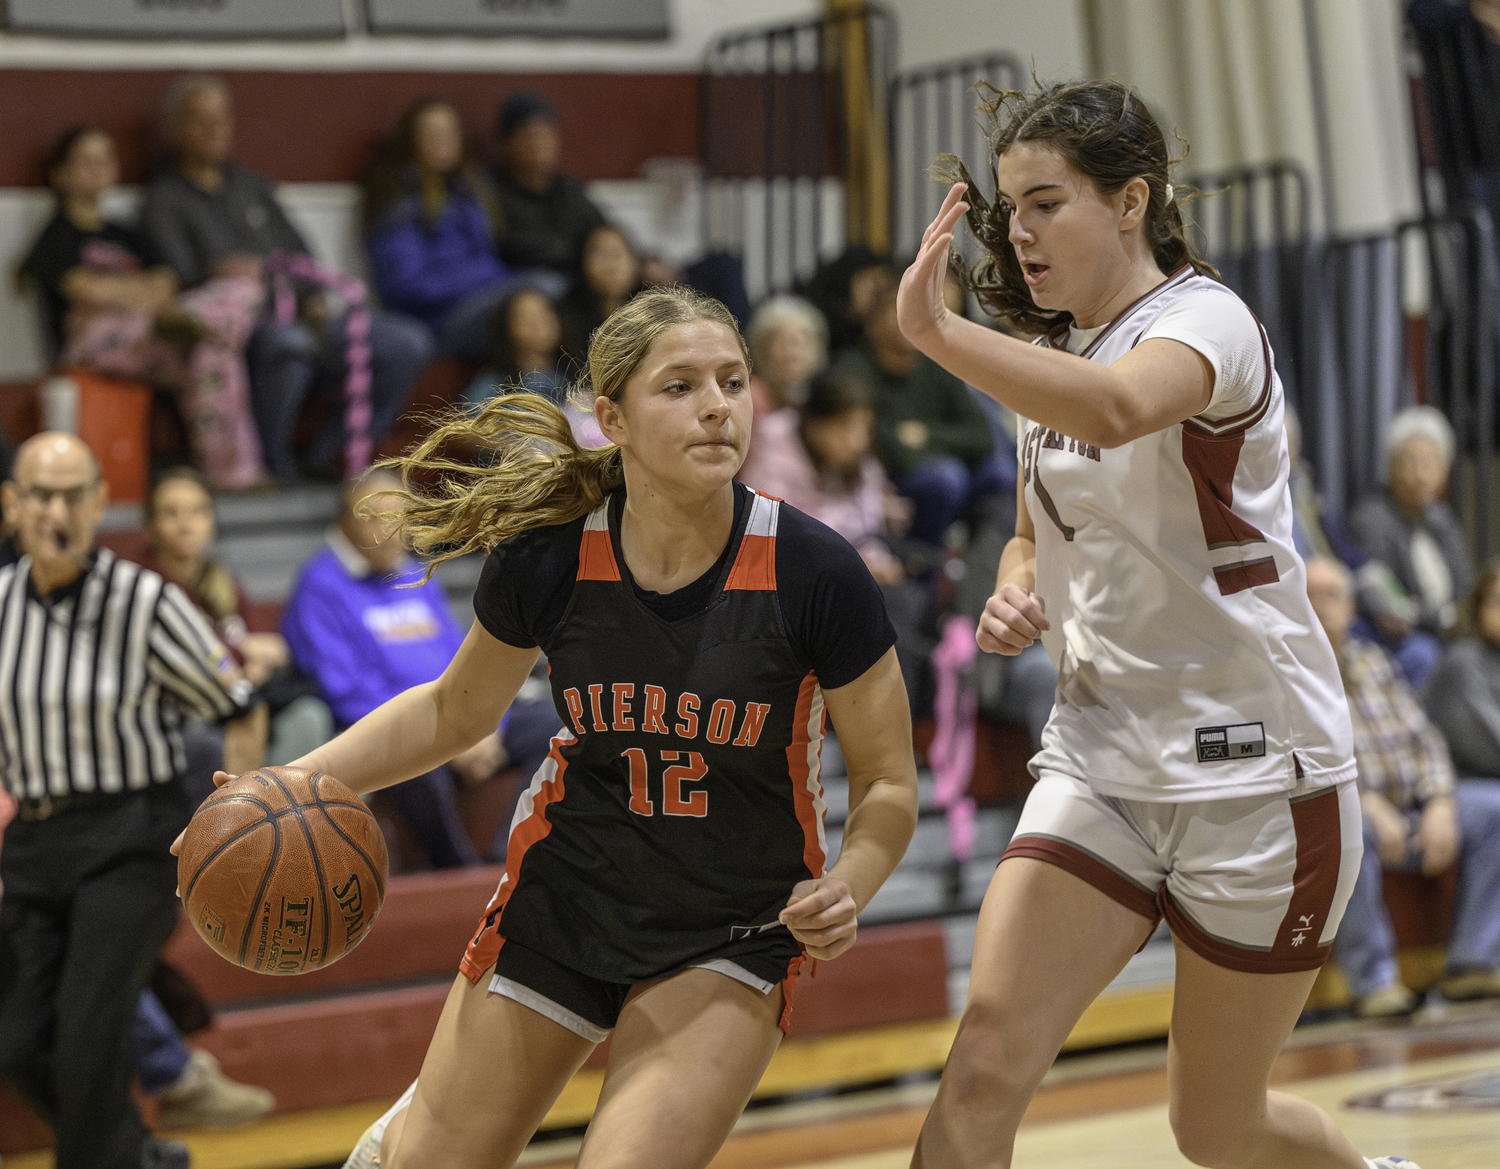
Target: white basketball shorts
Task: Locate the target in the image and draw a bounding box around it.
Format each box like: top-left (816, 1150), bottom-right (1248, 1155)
top-left (1002, 769), bottom-right (1363, 973)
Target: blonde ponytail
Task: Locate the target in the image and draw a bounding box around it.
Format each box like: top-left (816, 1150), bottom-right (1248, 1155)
top-left (382, 285), bottom-right (749, 574)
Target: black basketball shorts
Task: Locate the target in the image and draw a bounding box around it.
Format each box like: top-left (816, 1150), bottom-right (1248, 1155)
top-left (487, 934), bottom-right (806, 1041)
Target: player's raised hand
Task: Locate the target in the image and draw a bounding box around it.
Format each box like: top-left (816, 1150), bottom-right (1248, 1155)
top-left (779, 875), bottom-right (858, 960)
top-left (169, 769), bottom-right (238, 859)
top-left (977, 584), bottom-right (1050, 656)
top-left (897, 182), bottom-right (969, 352)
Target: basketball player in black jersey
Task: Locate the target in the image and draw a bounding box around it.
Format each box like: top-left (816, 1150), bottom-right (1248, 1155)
top-left (181, 287), bottom-right (919, 1167)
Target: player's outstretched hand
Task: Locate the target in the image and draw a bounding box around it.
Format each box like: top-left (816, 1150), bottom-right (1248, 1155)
top-left (169, 770), bottom-right (239, 860)
top-left (779, 876), bottom-right (858, 960)
top-left (977, 584), bottom-right (1050, 656)
top-left (896, 182), bottom-right (969, 353)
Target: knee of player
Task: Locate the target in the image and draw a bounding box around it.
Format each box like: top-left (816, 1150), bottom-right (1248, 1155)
top-left (941, 1002), bottom-right (1051, 1106)
top-left (1168, 1099), bottom-right (1258, 1169)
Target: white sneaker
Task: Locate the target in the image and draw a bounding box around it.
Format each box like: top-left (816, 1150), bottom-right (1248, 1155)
top-left (343, 1080), bottom-right (417, 1169)
top-left (1367, 1158), bottom-right (1423, 1169)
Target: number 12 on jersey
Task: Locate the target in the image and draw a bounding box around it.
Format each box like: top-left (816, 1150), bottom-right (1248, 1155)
top-left (622, 748), bottom-right (709, 818)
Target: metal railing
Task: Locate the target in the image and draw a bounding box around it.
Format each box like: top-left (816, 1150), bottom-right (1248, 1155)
top-left (1179, 161), bottom-right (1315, 408)
top-left (1177, 160), bottom-right (1496, 551)
top-left (887, 52), bottom-right (1023, 265)
top-left (699, 5), bottom-right (895, 301)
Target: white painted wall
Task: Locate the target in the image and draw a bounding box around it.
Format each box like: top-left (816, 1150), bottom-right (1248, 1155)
top-left (889, 0), bottom-right (1089, 81)
top-left (0, 0), bottom-right (821, 72)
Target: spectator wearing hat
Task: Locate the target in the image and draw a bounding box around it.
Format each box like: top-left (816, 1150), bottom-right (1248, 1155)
top-left (490, 91), bottom-right (605, 284)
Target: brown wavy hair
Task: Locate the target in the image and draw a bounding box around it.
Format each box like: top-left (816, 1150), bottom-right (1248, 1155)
top-left (362, 98), bottom-right (500, 233)
top-left (942, 78), bottom-right (1218, 334)
top-left (383, 286), bottom-right (749, 575)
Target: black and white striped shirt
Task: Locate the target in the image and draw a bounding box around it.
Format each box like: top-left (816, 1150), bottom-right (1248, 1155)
top-left (0, 549), bottom-right (251, 800)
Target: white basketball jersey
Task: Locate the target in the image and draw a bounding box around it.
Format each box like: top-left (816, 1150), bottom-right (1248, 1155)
top-left (1020, 268), bottom-right (1355, 801)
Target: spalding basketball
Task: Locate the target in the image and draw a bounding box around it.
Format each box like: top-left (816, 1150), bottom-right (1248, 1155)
top-left (178, 766), bottom-right (388, 975)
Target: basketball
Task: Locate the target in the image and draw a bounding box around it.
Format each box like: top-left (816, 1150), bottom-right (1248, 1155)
top-left (177, 766), bottom-right (388, 975)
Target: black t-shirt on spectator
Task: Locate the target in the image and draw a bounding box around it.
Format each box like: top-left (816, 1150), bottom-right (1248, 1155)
top-left (22, 213), bottom-right (157, 353)
top-left (492, 171), bottom-right (606, 273)
top-left (475, 481), bottom-right (898, 691)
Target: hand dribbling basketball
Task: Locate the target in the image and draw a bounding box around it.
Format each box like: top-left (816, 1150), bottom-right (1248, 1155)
top-left (174, 766), bottom-right (388, 974)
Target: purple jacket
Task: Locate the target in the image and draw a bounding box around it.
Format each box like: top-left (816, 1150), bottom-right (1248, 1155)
top-left (367, 192), bottom-right (509, 326)
top-left (281, 540), bottom-right (465, 729)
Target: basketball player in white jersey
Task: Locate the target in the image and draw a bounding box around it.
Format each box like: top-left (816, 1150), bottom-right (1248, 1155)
top-left (898, 80), bottom-right (1418, 1169)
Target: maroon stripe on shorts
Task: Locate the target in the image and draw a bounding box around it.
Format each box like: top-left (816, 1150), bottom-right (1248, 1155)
top-left (1002, 836), bottom-right (1160, 921)
top-left (1161, 787), bottom-right (1343, 975)
top-left (1270, 787), bottom-right (1344, 966)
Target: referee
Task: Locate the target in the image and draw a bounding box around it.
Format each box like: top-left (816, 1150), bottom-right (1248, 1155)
top-left (0, 433), bottom-right (259, 1169)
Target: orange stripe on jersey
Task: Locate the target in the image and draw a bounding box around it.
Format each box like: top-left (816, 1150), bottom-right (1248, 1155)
top-left (576, 503), bottom-right (620, 582)
top-left (778, 949), bottom-right (806, 1035)
top-left (726, 490), bottom-right (780, 591)
top-left (785, 672), bottom-right (828, 878)
top-left (459, 734), bottom-right (572, 982)
top-left (726, 534), bottom-right (776, 591)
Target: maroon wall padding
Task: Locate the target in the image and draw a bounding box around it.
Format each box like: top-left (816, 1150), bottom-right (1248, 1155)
top-left (914, 717), bottom-right (1037, 805)
top-left (0, 384), bottom-right (40, 447)
top-left (197, 983), bottom-right (447, 1114)
top-left (0, 69), bottom-right (699, 187)
top-left (162, 863), bottom-right (507, 1006)
top-left (97, 527), bottom-right (152, 565)
top-left (786, 919), bottom-right (949, 1037)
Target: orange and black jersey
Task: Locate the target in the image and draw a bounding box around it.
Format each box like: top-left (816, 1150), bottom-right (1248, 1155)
top-left (462, 482), bottom-right (896, 984)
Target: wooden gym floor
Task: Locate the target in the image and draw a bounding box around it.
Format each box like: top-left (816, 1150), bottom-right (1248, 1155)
top-left (9, 997), bottom-right (1497, 1169)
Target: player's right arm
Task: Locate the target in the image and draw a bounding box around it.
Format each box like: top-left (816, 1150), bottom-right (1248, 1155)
top-left (289, 623), bottom-right (539, 797)
top-left (976, 479), bottom-right (1049, 657)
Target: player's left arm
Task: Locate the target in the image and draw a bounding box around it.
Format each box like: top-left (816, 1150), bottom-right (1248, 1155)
top-left (779, 647), bottom-right (918, 960)
top-left (897, 183), bottom-right (1214, 447)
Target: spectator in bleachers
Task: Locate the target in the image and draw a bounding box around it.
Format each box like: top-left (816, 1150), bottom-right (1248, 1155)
top-left (145, 467), bottom-right (332, 771)
top-left (364, 98), bottom-right (529, 363)
top-left (22, 126), bottom-right (267, 490)
top-left (558, 223), bottom-right (644, 376)
top-left (738, 370), bottom-right (905, 582)
top-left (489, 91), bottom-right (605, 281)
top-left (461, 288), bottom-right (605, 450)
top-left (280, 468), bottom-right (480, 869)
top-left (833, 283), bottom-right (999, 546)
top-left (735, 370), bottom-right (938, 710)
top-left (1306, 556), bottom-right (1500, 1014)
top-left (140, 74), bottom-right (432, 483)
top-left (802, 245), bottom-right (897, 357)
top-left (1424, 558), bottom-right (1500, 779)
top-left (1285, 408), bottom-right (1364, 565)
top-left (1349, 405), bottom-right (1471, 690)
top-left (446, 659), bottom-right (567, 863)
top-left (745, 295), bottom-right (826, 417)
top-left (461, 288), bottom-right (568, 408)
